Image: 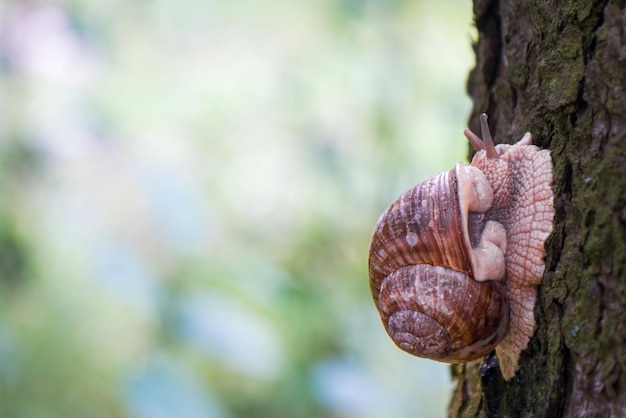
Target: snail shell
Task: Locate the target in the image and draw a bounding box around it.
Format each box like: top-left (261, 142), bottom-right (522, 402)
top-left (369, 114), bottom-right (554, 380)
top-left (369, 162), bottom-right (510, 362)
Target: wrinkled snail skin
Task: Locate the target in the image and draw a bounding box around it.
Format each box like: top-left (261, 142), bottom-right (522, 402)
top-left (368, 113), bottom-right (554, 380)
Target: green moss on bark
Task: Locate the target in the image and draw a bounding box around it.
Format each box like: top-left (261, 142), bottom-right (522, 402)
top-left (458, 0), bottom-right (626, 416)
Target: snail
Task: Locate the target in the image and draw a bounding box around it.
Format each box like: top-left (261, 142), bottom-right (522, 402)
top-left (368, 113), bottom-right (554, 380)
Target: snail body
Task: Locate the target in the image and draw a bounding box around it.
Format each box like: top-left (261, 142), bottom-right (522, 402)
top-left (368, 114), bottom-right (554, 380)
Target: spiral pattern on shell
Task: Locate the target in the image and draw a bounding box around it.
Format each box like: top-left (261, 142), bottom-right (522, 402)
top-left (379, 264), bottom-right (509, 362)
top-left (369, 164), bottom-right (510, 363)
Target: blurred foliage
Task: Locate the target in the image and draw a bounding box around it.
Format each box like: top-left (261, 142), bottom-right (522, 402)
top-left (0, 0), bottom-right (474, 417)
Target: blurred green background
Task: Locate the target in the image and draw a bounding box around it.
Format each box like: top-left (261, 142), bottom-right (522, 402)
top-left (0, 1), bottom-right (474, 417)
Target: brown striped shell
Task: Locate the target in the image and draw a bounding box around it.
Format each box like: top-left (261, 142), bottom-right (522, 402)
top-left (368, 113), bottom-right (554, 380)
top-left (369, 163), bottom-right (509, 363)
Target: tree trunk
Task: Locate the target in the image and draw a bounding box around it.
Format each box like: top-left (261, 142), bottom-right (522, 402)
top-left (450, 0), bottom-right (626, 417)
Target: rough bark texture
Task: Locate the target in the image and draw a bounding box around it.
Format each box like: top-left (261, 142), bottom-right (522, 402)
top-left (450, 0), bottom-right (626, 417)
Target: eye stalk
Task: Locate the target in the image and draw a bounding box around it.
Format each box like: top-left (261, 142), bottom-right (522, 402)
top-left (463, 113), bottom-right (499, 159)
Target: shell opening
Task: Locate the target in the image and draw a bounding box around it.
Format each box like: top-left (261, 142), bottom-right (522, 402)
top-left (456, 163), bottom-right (506, 281)
top-left (469, 221), bottom-right (507, 281)
top-left (467, 212), bottom-right (486, 247)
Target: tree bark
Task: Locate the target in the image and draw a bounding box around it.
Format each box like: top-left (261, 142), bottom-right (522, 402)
top-left (450, 0), bottom-right (626, 417)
